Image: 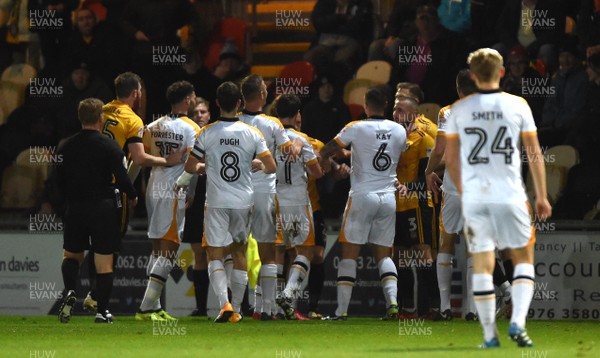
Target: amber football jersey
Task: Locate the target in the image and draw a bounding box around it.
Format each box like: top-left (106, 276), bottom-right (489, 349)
top-left (101, 100), bottom-right (144, 153)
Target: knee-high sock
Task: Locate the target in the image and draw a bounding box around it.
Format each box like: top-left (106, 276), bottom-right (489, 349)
top-left (416, 266), bottom-right (431, 316)
top-left (308, 262), bottom-right (325, 312)
top-left (260, 264), bottom-right (277, 314)
top-left (96, 272), bottom-right (113, 314)
top-left (146, 255), bottom-right (157, 277)
top-left (87, 253), bottom-right (97, 299)
top-left (467, 257), bottom-right (476, 314)
top-left (254, 285), bottom-right (263, 314)
top-left (230, 269), bottom-right (248, 313)
top-left (473, 273), bottom-right (497, 341)
top-left (503, 260), bottom-right (514, 284)
top-left (397, 262), bottom-right (415, 311)
top-left (428, 261), bottom-right (440, 309)
top-left (140, 256), bottom-right (173, 312)
top-left (193, 269), bottom-right (209, 314)
top-left (511, 264), bottom-right (535, 328)
top-left (378, 257), bottom-right (398, 307)
top-left (437, 253), bottom-right (453, 311)
top-left (283, 255), bottom-right (310, 298)
top-left (335, 259), bottom-right (356, 317)
top-left (61, 258), bottom-right (79, 292)
top-left (224, 255), bottom-right (233, 286)
top-left (274, 264), bottom-right (285, 314)
top-left (208, 260), bottom-right (229, 307)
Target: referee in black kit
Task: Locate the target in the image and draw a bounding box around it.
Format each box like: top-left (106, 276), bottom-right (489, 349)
top-left (56, 98), bottom-right (138, 324)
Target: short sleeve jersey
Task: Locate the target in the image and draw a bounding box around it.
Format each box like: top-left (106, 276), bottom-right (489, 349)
top-left (395, 128), bottom-right (435, 211)
top-left (334, 118), bottom-right (407, 196)
top-left (275, 128), bottom-right (318, 206)
top-left (436, 105), bottom-right (458, 195)
top-left (145, 114), bottom-right (200, 188)
top-left (101, 100), bottom-right (144, 153)
top-left (307, 137), bottom-right (324, 212)
top-left (445, 90), bottom-right (537, 203)
top-left (191, 118), bottom-right (270, 209)
top-left (239, 111), bottom-right (292, 193)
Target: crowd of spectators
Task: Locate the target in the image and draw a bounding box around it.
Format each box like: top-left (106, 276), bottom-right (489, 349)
top-left (0, 0), bottom-right (599, 219)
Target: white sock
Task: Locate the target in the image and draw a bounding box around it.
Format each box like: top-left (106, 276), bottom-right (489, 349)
top-left (437, 253), bottom-right (453, 312)
top-left (283, 255), bottom-right (310, 298)
top-left (254, 285), bottom-right (262, 314)
top-left (377, 257), bottom-right (397, 307)
top-left (511, 264), bottom-right (535, 328)
top-left (473, 273), bottom-right (497, 341)
top-left (499, 281), bottom-right (512, 301)
top-left (146, 254), bottom-right (158, 277)
top-left (224, 255), bottom-right (233, 287)
top-left (140, 256), bottom-right (172, 312)
top-left (208, 260), bottom-right (229, 307)
top-left (230, 269), bottom-right (248, 313)
top-left (467, 257), bottom-right (476, 314)
top-left (335, 259), bottom-right (356, 317)
top-left (260, 264), bottom-right (277, 314)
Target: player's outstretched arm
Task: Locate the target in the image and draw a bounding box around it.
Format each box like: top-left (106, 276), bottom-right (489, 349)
top-left (128, 142), bottom-right (184, 167)
top-left (281, 137), bottom-right (304, 159)
top-left (425, 134), bottom-right (445, 194)
top-left (444, 136), bottom-right (461, 196)
top-left (306, 161), bottom-right (323, 179)
top-left (319, 140), bottom-right (344, 173)
top-left (522, 134), bottom-right (552, 220)
top-left (259, 153), bottom-right (276, 174)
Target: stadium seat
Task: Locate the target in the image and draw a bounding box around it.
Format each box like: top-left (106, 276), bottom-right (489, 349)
top-left (279, 61), bottom-right (315, 86)
top-left (81, 0), bottom-right (107, 22)
top-left (565, 16), bottom-right (576, 34)
top-left (0, 147), bottom-right (52, 208)
top-left (204, 17), bottom-right (249, 71)
top-left (0, 81), bottom-right (26, 119)
top-left (355, 61), bottom-right (392, 84)
top-left (348, 104), bottom-right (364, 120)
top-left (419, 103), bottom-right (441, 124)
top-left (546, 145), bottom-right (579, 170)
top-left (343, 78), bottom-right (374, 106)
top-left (1, 63), bottom-right (37, 87)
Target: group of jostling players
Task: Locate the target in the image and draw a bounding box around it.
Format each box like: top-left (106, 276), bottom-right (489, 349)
top-left (57, 47), bottom-right (550, 349)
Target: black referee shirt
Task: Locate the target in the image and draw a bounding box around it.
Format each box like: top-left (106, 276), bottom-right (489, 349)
top-left (57, 130), bottom-right (137, 202)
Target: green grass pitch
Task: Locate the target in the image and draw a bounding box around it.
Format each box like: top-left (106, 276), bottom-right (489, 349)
top-left (3, 316), bottom-right (598, 357)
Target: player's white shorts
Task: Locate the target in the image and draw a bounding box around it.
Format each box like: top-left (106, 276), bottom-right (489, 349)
top-left (440, 192), bottom-right (464, 235)
top-left (146, 191), bottom-right (185, 243)
top-left (251, 192), bottom-right (277, 243)
top-left (462, 200), bottom-right (534, 254)
top-left (203, 207), bottom-right (251, 247)
top-left (279, 204), bottom-right (315, 247)
top-left (340, 192), bottom-right (396, 247)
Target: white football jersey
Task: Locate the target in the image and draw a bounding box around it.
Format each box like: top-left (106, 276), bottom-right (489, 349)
top-left (239, 111), bottom-right (292, 193)
top-left (437, 105), bottom-right (458, 196)
top-left (275, 127), bottom-right (318, 206)
top-left (191, 118), bottom-right (270, 209)
top-left (445, 90), bottom-right (537, 203)
top-left (334, 117), bottom-right (407, 196)
top-left (145, 114), bottom-right (200, 192)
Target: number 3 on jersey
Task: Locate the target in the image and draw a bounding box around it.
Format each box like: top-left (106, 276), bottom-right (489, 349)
top-left (465, 126), bottom-right (514, 164)
top-left (373, 143), bottom-right (392, 171)
top-left (220, 151), bottom-right (240, 182)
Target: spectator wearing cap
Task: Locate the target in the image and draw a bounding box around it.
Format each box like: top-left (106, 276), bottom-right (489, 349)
top-left (541, 37), bottom-right (589, 143)
top-left (62, 6), bottom-right (120, 86)
top-left (56, 61), bottom-right (112, 139)
top-left (213, 40), bottom-right (250, 83)
top-left (494, 0), bottom-right (565, 73)
top-left (301, 75), bottom-right (351, 144)
top-left (500, 45), bottom-right (545, 125)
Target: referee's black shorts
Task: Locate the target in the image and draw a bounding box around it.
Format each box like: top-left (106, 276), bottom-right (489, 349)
top-left (63, 199), bottom-right (120, 255)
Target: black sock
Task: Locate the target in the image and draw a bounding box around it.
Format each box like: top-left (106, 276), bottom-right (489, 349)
top-left (308, 263), bottom-right (324, 312)
top-left (397, 266), bottom-right (414, 310)
top-left (61, 258), bottom-right (80, 292)
top-left (415, 266), bottom-right (435, 316)
top-left (427, 263), bottom-right (440, 310)
top-left (503, 260), bottom-right (514, 283)
top-left (95, 272), bottom-right (113, 314)
top-left (193, 269), bottom-right (209, 315)
top-left (492, 258), bottom-right (508, 286)
top-left (87, 253), bottom-right (97, 299)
